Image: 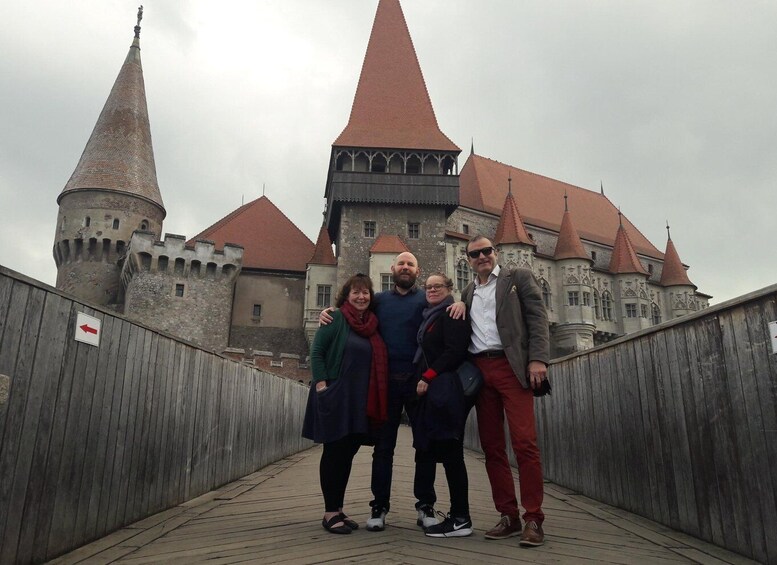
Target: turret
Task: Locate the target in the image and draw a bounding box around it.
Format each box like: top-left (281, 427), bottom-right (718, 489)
top-left (609, 211), bottom-right (650, 333)
top-left (53, 7), bottom-right (165, 307)
top-left (493, 176), bottom-right (535, 269)
top-left (660, 223), bottom-right (698, 319)
top-left (304, 224), bottom-right (338, 343)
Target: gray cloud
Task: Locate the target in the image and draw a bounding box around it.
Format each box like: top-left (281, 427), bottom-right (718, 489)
top-left (1, 1), bottom-right (774, 303)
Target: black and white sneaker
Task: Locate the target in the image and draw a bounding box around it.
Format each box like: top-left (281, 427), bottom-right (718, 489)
top-left (416, 504), bottom-right (439, 528)
top-left (424, 514), bottom-right (473, 538)
top-left (366, 507), bottom-right (388, 532)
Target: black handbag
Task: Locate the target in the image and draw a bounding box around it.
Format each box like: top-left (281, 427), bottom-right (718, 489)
top-left (456, 360), bottom-right (484, 398)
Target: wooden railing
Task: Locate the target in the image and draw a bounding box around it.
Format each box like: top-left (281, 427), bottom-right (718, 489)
top-left (465, 282), bottom-right (777, 563)
top-left (0, 265), bottom-right (312, 564)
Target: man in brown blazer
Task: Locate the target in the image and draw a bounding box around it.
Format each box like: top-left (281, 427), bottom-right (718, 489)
top-left (461, 235), bottom-right (550, 547)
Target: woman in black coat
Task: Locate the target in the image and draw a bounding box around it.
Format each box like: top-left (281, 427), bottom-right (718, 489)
top-left (412, 273), bottom-right (474, 538)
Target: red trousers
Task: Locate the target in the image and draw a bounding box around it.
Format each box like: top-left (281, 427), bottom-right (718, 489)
top-left (474, 356), bottom-right (544, 524)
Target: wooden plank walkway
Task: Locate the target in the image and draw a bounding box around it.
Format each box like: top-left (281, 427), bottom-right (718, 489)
top-left (50, 427), bottom-right (755, 565)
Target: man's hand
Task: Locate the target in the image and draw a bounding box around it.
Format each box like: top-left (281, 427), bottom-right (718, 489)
top-left (416, 380), bottom-right (428, 397)
top-left (527, 360), bottom-right (547, 390)
top-left (316, 381), bottom-right (327, 392)
top-left (446, 301), bottom-right (467, 320)
top-left (319, 307), bottom-right (335, 326)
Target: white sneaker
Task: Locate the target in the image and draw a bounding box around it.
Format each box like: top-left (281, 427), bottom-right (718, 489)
top-left (416, 505), bottom-right (440, 528)
top-left (366, 507), bottom-right (387, 531)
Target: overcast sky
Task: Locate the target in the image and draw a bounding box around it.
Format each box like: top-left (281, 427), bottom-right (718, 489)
top-left (1, 1), bottom-right (775, 304)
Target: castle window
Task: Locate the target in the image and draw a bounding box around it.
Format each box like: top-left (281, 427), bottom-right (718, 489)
top-left (407, 222), bottom-right (420, 239)
top-left (175, 284), bottom-right (185, 297)
top-left (647, 264), bottom-right (654, 274)
top-left (140, 220), bottom-right (149, 230)
top-left (157, 256), bottom-right (169, 272)
top-left (456, 261), bottom-right (471, 291)
top-left (139, 252), bottom-right (152, 271)
top-left (462, 224), bottom-right (469, 235)
top-left (651, 303), bottom-right (662, 325)
top-left (626, 303), bottom-right (637, 318)
top-left (541, 280), bottom-right (551, 309)
top-left (364, 221), bottom-right (376, 238)
top-left (381, 274), bottom-right (392, 292)
top-left (113, 218), bottom-right (120, 229)
top-left (593, 290), bottom-right (601, 319)
top-left (591, 251), bottom-right (597, 261)
top-left (602, 291), bottom-right (613, 321)
top-left (252, 304), bottom-right (262, 318)
top-left (582, 291), bottom-right (591, 306)
top-left (174, 258), bottom-right (185, 275)
top-left (84, 216), bottom-right (91, 227)
top-left (641, 304), bottom-right (648, 318)
top-left (190, 260), bottom-right (201, 276)
top-left (405, 155), bottom-right (422, 174)
top-left (206, 262), bottom-right (217, 276)
top-left (317, 285), bottom-right (332, 308)
top-left (567, 291), bottom-right (579, 306)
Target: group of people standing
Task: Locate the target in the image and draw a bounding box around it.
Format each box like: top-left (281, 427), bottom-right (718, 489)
top-left (301, 235), bottom-right (550, 548)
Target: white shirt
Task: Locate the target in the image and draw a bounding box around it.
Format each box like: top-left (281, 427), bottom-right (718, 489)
top-left (468, 264), bottom-right (504, 354)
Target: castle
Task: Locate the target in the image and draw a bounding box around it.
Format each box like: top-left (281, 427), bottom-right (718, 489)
top-left (53, 2), bottom-right (709, 373)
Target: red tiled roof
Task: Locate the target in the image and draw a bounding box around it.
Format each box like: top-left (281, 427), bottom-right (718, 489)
top-left (309, 225), bottom-right (337, 266)
top-left (460, 154), bottom-right (663, 259)
top-left (660, 237), bottom-right (695, 288)
top-left (494, 191), bottom-right (534, 247)
top-left (333, 0), bottom-right (459, 152)
top-left (189, 196), bottom-right (314, 272)
top-left (59, 35), bottom-right (165, 213)
top-left (554, 205), bottom-right (589, 261)
top-left (445, 230), bottom-right (469, 241)
top-left (370, 234), bottom-right (410, 254)
top-left (609, 222), bottom-right (649, 275)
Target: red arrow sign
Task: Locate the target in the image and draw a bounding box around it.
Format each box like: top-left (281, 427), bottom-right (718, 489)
top-left (80, 324), bottom-right (98, 335)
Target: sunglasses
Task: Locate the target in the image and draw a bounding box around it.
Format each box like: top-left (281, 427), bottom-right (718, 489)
top-left (423, 284), bottom-right (451, 291)
top-left (467, 246), bottom-right (494, 259)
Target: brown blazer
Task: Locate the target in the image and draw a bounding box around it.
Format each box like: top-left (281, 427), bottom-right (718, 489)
top-left (462, 266), bottom-right (550, 388)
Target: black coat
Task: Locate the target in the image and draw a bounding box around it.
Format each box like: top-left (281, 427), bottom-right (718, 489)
top-left (413, 313), bottom-right (472, 451)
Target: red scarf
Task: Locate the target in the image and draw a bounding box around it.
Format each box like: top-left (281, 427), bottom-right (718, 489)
top-left (340, 301), bottom-right (388, 425)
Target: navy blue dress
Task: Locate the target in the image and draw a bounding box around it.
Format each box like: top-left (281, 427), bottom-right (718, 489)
top-left (302, 332), bottom-right (372, 444)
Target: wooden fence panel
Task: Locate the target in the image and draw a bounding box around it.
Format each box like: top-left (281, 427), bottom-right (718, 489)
top-left (470, 284), bottom-right (777, 563)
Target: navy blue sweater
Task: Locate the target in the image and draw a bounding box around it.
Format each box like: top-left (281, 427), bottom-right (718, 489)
top-left (374, 287), bottom-right (426, 375)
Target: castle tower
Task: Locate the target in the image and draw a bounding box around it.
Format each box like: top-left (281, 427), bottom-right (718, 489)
top-left (660, 223), bottom-right (698, 319)
top-left (493, 176), bottom-right (535, 269)
top-left (53, 8), bottom-right (165, 307)
top-left (552, 194), bottom-right (596, 355)
top-left (609, 212), bottom-right (650, 334)
top-left (304, 224), bottom-right (338, 342)
top-left (325, 0), bottom-right (461, 284)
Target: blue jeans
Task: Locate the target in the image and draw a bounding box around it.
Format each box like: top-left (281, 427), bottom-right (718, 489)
top-left (370, 373), bottom-right (436, 511)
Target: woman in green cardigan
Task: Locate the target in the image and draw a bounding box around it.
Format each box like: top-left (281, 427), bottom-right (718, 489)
top-left (302, 274), bottom-right (388, 534)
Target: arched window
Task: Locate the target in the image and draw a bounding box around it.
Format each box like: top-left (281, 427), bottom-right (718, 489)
top-left (593, 290), bottom-right (601, 319)
top-left (651, 303), bottom-right (662, 325)
top-left (140, 219), bottom-right (149, 230)
top-left (84, 216), bottom-right (91, 227)
top-left (601, 291), bottom-right (613, 321)
top-left (456, 261), bottom-right (471, 291)
top-left (112, 218), bottom-right (120, 229)
top-left (540, 280), bottom-right (552, 309)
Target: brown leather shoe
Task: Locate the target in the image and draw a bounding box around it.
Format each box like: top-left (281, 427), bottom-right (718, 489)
top-left (484, 515), bottom-right (521, 540)
top-left (519, 520), bottom-right (544, 547)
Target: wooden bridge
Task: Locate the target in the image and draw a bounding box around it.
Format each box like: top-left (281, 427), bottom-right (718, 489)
top-left (0, 265), bottom-right (775, 564)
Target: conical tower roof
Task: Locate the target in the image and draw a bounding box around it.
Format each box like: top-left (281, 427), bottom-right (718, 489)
top-left (609, 216), bottom-right (648, 275)
top-left (309, 224), bottom-right (337, 266)
top-left (494, 182), bottom-right (534, 247)
top-left (660, 228), bottom-right (695, 288)
top-left (553, 196), bottom-right (590, 261)
top-left (333, 0), bottom-right (459, 152)
top-left (58, 14), bottom-right (165, 214)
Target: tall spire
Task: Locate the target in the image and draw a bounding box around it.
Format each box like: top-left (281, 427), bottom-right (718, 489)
top-left (309, 224), bottom-right (337, 266)
top-left (58, 7), bottom-right (165, 214)
top-left (553, 195), bottom-right (589, 261)
top-left (660, 223), bottom-right (695, 287)
top-left (494, 182), bottom-right (534, 247)
top-left (609, 217), bottom-right (648, 275)
top-left (333, 0), bottom-right (459, 151)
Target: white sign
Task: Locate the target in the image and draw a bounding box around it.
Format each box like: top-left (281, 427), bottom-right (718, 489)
top-left (770, 321), bottom-right (777, 355)
top-left (75, 312), bottom-right (101, 347)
